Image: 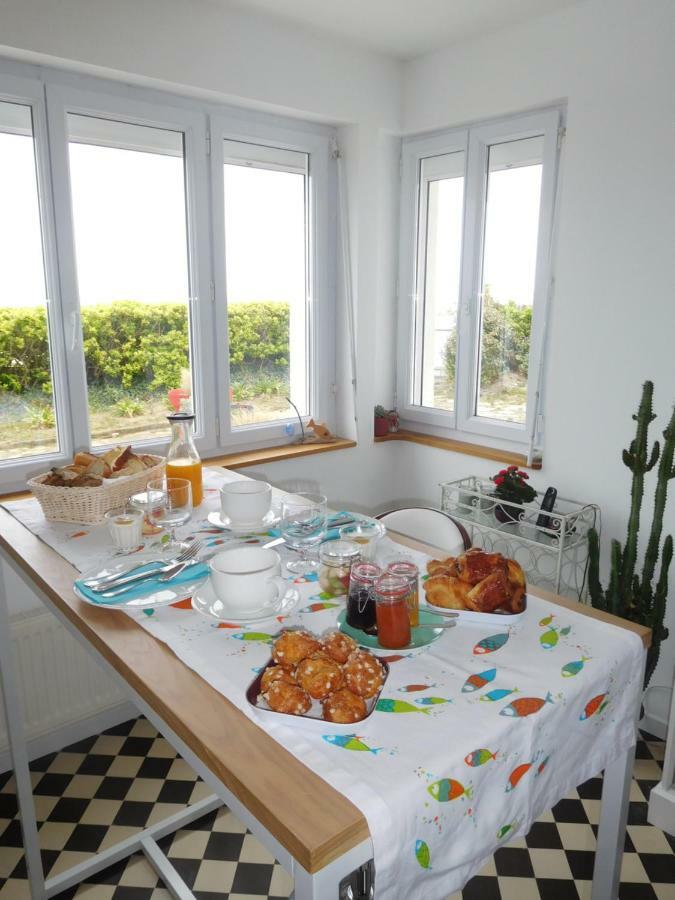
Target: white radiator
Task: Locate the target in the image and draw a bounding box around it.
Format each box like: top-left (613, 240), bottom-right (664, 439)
top-left (0, 610), bottom-right (132, 764)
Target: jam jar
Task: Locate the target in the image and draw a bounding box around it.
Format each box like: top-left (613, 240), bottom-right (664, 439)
top-left (373, 574), bottom-right (412, 649)
top-left (346, 562), bottom-right (383, 633)
top-left (318, 540), bottom-right (361, 597)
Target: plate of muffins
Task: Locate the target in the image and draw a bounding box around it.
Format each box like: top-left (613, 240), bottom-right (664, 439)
top-left (246, 628), bottom-right (388, 732)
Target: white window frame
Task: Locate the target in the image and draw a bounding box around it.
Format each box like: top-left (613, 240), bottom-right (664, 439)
top-left (44, 82), bottom-right (218, 458)
top-left (398, 108), bottom-right (561, 452)
top-left (210, 115), bottom-right (334, 448)
top-left (0, 58), bottom-right (336, 490)
top-left (0, 71), bottom-right (73, 485)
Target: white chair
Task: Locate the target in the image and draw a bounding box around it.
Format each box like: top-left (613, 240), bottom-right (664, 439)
top-left (375, 507), bottom-right (470, 557)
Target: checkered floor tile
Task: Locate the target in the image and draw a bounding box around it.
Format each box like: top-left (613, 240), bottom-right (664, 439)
top-left (0, 718), bottom-right (672, 899)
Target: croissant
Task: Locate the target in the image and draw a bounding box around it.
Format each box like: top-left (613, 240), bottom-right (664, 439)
top-left (423, 575), bottom-right (470, 609)
top-left (424, 550), bottom-right (526, 615)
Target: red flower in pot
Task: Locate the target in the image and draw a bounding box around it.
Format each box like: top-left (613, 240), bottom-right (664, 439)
top-left (492, 465), bottom-right (537, 523)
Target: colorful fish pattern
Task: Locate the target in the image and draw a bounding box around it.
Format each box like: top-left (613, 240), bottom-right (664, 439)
top-left (428, 778), bottom-right (472, 802)
top-left (580, 693), bottom-right (609, 720)
top-left (232, 632), bottom-right (275, 643)
top-left (540, 628), bottom-right (559, 650)
top-left (561, 657), bottom-right (590, 678)
top-left (539, 614), bottom-right (554, 627)
top-left (536, 755), bottom-right (550, 776)
top-left (399, 684), bottom-right (436, 693)
top-left (506, 761), bottom-right (533, 792)
top-left (500, 692), bottom-right (553, 718)
top-left (464, 748), bottom-right (498, 767)
top-left (480, 688), bottom-right (518, 702)
top-left (414, 697), bottom-right (452, 706)
top-left (473, 633), bottom-right (510, 655)
top-left (301, 601), bottom-right (339, 613)
top-left (497, 820), bottom-right (520, 840)
top-left (415, 840), bottom-right (431, 870)
top-left (322, 734), bottom-right (382, 754)
top-left (376, 699), bottom-right (430, 715)
top-left (462, 668), bottom-right (497, 692)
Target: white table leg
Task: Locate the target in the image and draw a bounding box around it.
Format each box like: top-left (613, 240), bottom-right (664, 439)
top-left (592, 648), bottom-right (647, 900)
top-left (291, 839), bottom-right (374, 900)
top-left (591, 744), bottom-right (635, 900)
top-left (0, 559), bottom-right (46, 899)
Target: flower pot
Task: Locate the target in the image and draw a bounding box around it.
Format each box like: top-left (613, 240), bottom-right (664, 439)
top-left (494, 502), bottom-right (524, 524)
top-left (374, 416), bottom-right (390, 437)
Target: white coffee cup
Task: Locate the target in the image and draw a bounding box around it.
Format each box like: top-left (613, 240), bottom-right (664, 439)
top-left (208, 546), bottom-right (287, 614)
top-left (220, 480), bottom-right (272, 526)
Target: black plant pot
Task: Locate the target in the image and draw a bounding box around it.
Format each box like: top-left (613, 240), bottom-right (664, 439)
top-left (494, 501), bottom-right (524, 524)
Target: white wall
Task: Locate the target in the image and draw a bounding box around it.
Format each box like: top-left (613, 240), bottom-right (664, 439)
top-left (400, 0), bottom-right (675, 688)
top-left (0, 0), bottom-right (401, 127)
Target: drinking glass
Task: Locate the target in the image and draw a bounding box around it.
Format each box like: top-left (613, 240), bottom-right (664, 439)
top-left (280, 492), bottom-right (327, 575)
top-left (146, 477), bottom-right (192, 549)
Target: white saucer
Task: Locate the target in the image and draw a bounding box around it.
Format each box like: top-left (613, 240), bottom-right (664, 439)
top-left (191, 578), bottom-right (299, 624)
top-left (207, 509), bottom-right (279, 534)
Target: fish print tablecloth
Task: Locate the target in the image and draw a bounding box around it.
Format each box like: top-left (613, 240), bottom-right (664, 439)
top-left (4, 469), bottom-right (645, 900)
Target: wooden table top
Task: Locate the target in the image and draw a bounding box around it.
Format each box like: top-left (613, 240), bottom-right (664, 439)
top-left (0, 510), bottom-right (650, 875)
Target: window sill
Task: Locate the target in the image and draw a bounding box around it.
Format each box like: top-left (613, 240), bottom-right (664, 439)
top-left (374, 429), bottom-right (541, 470)
top-left (0, 438), bottom-right (358, 503)
top-left (203, 437), bottom-right (357, 469)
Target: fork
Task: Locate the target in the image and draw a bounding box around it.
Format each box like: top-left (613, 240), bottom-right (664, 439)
top-left (89, 541), bottom-right (202, 593)
top-left (83, 542), bottom-right (198, 589)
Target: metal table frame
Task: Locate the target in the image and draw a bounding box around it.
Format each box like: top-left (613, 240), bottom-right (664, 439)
top-left (0, 533), bottom-right (646, 899)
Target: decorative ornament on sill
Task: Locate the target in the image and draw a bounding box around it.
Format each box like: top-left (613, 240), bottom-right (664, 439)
top-left (374, 405), bottom-right (399, 437)
top-left (286, 398), bottom-right (337, 444)
top-left (587, 380), bottom-right (674, 688)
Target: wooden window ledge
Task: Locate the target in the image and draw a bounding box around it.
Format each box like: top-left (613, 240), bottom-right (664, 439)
top-left (204, 437), bottom-right (356, 470)
top-left (375, 429), bottom-right (541, 470)
top-left (0, 438), bottom-right (357, 503)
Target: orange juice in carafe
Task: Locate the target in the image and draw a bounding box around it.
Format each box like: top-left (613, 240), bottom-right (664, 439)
top-left (166, 412), bottom-right (203, 507)
top-left (166, 458), bottom-right (203, 507)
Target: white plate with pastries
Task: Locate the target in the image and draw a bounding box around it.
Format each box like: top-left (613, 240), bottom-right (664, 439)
top-left (422, 548), bottom-right (528, 625)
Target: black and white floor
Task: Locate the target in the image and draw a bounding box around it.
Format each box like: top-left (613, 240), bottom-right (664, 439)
top-left (0, 717), bottom-right (672, 899)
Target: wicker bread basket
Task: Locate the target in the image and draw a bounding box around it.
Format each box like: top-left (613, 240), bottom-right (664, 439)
top-left (28, 456), bottom-right (165, 524)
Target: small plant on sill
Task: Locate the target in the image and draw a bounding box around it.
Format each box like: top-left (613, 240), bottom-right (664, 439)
top-left (374, 405), bottom-right (390, 437)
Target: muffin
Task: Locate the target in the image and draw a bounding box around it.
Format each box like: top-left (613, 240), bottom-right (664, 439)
top-left (295, 653), bottom-right (344, 700)
top-left (322, 689), bottom-right (367, 724)
top-left (321, 630), bottom-right (358, 665)
top-left (343, 650), bottom-right (385, 699)
top-left (271, 630), bottom-right (322, 670)
top-left (263, 680), bottom-right (312, 716)
top-left (260, 664), bottom-right (296, 694)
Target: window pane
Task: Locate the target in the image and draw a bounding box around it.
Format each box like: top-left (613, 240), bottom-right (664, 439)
top-left (415, 152), bottom-right (464, 411)
top-left (0, 101), bottom-right (59, 461)
top-left (67, 114), bottom-right (193, 447)
top-left (223, 143), bottom-right (307, 427)
top-left (476, 136), bottom-right (543, 424)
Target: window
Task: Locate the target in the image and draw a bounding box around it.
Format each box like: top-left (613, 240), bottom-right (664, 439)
top-left (0, 63), bottom-right (334, 491)
top-left (0, 99), bottom-right (60, 462)
top-left (66, 115), bottom-right (195, 447)
top-left (221, 141), bottom-right (309, 428)
top-left (399, 110), bottom-right (561, 452)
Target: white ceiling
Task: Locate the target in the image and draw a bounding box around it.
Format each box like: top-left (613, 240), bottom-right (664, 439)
top-left (224, 0), bottom-right (583, 60)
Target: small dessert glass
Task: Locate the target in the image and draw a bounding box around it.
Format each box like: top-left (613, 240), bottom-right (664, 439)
top-left (104, 507), bottom-right (144, 551)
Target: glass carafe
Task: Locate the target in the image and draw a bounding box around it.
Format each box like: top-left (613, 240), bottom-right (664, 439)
top-left (165, 412), bottom-right (203, 507)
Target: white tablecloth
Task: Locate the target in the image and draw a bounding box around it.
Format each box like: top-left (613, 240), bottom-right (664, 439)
top-left (4, 469), bottom-right (644, 900)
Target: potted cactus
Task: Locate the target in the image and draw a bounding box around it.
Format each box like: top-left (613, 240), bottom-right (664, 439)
top-left (492, 465), bottom-right (537, 523)
top-left (588, 381), bottom-right (674, 687)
